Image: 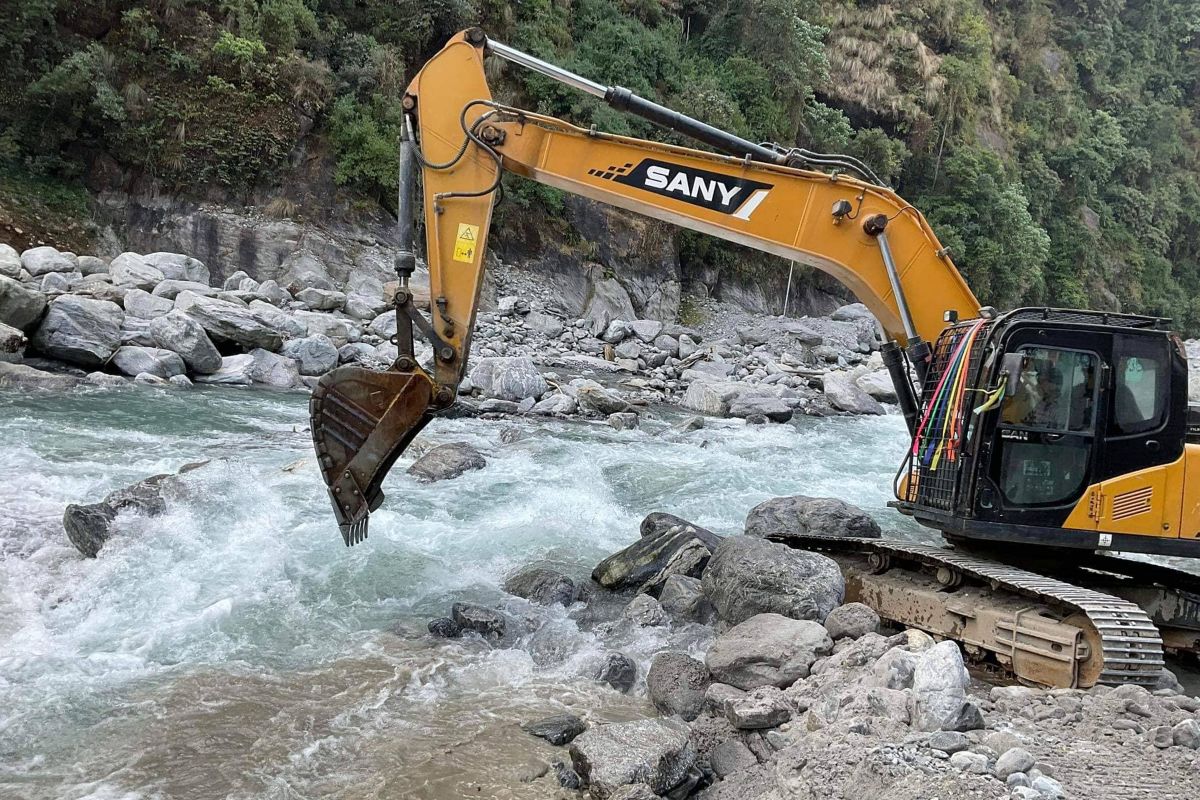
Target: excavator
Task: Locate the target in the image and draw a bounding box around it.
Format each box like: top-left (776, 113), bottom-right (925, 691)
top-left (309, 29), bottom-right (1200, 690)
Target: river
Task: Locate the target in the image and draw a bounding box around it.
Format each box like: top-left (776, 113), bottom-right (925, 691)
top-left (0, 385), bottom-right (916, 799)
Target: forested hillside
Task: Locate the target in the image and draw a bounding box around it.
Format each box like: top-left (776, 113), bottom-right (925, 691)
top-left (2, 0), bottom-right (1198, 327)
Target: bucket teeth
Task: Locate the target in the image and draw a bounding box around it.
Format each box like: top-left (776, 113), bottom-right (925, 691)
top-left (309, 365), bottom-right (435, 545)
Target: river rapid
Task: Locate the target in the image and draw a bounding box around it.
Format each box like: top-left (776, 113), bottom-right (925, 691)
top-left (0, 386), bottom-right (918, 799)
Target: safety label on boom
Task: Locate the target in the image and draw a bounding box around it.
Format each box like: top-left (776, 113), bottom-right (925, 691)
top-left (453, 223), bottom-right (479, 263)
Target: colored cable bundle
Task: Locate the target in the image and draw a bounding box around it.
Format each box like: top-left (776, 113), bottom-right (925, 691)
top-left (912, 320), bottom-right (987, 471)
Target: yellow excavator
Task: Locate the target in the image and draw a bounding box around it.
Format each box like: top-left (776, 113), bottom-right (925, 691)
top-left (310, 29), bottom-right (1200, 689)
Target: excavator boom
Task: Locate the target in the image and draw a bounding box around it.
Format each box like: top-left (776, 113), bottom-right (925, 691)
top-left (310, 29), bottom-right (978, 544)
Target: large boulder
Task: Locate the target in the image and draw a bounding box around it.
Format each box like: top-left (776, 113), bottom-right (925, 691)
top-left (569, 719), bottom-right (695, 798)
top-left (290, 309), bottom-right (349, 346)
top-left (522, 713), bottom-right (587, 746)
top-left (0, 275), bottom-right (47, 331)
top-left (504, 565), bottom-right (578, 606)
top-left (573, 379), bottom-right (629, 415)
top-left (0, 244), bottom-right (21, 278)
top-left (142, 252), bottom-right (209, 284)
top-left (149, 311), bottom-right (222, 374)
top-left (705, 613), bottom-right (832, 689)
top-left (176, 291), bottom-right (284, 351)
top-left (122, 288), bottom-right (175, 320)
top-left (912, 641), bottom-right (985, 732)
top-left (246, 349), bottom-right (302, 388)
top-left (21, 246), bottom-right (75, 276)
top-left (193, 354), bottom-right (254, 385)
top-left (583, 278), bottom-right (637, 337)
top-left (647, 652), bottom-right (711, 721)
top-left (0, 321), bottom-right (26, 363)
top-left (31, 295), bottom-right (123, 367)
top-left (468, 356), bottom-right (548, 401)
top-left (744, 495), bottom-right (882, 541)
top-left (108, 252), bottom-right (165, 290)
top-left (701, 536), bottom-right (844, 624)
top-left (728, 392), bottom-right (793, 422)
top-left (110, 346), bottom-right (187, 379)
top-left (823, 602), bottom-right (881, 640)
top-left (592, 514), bottom-right (720, 594)
top-left (281, 334), bottom-right (338, 376)
top-left (296, 287), bottom-right (346, 311)
top-left (152, 280), bottom-right (218, 300)
top-left (407, 442), bottom-right (486, 482)
top-left (657, 574), bottom-right (716, 624)
top-left (0, 361), bottom-right (82, 390)
top-left (680, 380), bottom-right (736, 416)
top-left (822, 371), bottom-right (885, 415)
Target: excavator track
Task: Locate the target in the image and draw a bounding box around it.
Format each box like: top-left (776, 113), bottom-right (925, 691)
top-left (771, 534), bottom-right (1165, 688)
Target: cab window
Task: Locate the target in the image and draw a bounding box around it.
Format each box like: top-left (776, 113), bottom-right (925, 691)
top-left (1112, 336), bottom-right (1167, 435)
top-left (1001, 347), bottom-right (1098, 433)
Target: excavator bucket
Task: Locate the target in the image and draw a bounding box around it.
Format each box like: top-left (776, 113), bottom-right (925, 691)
top-left (309, 365), bottom-right (436, 545)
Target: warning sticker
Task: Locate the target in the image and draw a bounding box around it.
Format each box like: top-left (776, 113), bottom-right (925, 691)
top-left (453, 223), bottom-right (480, 263)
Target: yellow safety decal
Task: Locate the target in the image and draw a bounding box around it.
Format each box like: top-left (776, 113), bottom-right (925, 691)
top-left (453, 223), bottom-right (480, 263)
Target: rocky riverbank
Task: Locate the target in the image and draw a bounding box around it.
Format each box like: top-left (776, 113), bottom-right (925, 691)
top-left (414, 501), bottom-right (1200, 800)
top-left (0, 243), bottom-right (897, 423)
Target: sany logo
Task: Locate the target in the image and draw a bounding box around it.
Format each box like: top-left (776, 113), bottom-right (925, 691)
top-left (588, 159), bottom-right (773, 220)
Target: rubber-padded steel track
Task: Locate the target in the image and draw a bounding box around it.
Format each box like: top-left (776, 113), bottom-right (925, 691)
top-left (772, 534), bottom-right (1165, 686)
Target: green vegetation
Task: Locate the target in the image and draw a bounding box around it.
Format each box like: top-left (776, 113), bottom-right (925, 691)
top-left (0, 1), bottom-right (1197, 328)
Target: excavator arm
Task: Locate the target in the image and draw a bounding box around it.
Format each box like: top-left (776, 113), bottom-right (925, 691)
top-left (310, 29), bottom-right (980, 545)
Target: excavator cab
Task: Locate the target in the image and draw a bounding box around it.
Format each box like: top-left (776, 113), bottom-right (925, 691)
top-left (896, 308), bottom-right (1195, 556)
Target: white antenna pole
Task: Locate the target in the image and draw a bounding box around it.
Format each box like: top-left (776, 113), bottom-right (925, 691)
top-left (782, 260), bottom-right (795, 317)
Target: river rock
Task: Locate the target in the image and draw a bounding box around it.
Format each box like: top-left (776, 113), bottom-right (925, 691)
top-left (569, 718), bottom-right (695, 797)
top-left (526, 311), bottom-right (564, 337)
top-left (647, 652), bottom-right (711, 721)
top-left (1174, 719), bottom-right (1200, 748)
top-left (0, 275), bottom-right (47, 330)
top-left (680, 380), bottom-right (733, 416)
top-left (745, 495), bottom-right (882, 541)
top-left (592, 514), bottom-right (719, 593)
top-left (726, 685), bottom-right (791, 729)
top-left (296, 287), bottom-right (347, 311)
top-left (0, 322), bottom-right (25, 363)
top-left (120, 316), bottom-right (157, 347)
top-left (523, 713), bottom-right (587, 746)
top-left (250, 300), bottom-right (308, 340)
top-left (450, 602), bottom-right (507, 640)
top-left (469, 356), bottom-right (548, 401)
top-left (709, 740), bottom-right (757, 779)
top-left (122, 288), bottom-right (175, 320)
top-left (21, 246), bottom-right (75, 276)
top-left (574, 379), bottom-right (628, 415)
top-left (31, 295), bottom-right (123, 367)
top-left (193, 354), bottom-right (254, 385)
top-left (728, 392), bottom-right (793, 422)
top-left (142, 252), bottom-right (209, 284)
top-left (108, 252), bottom-right (165, 290)
top-left (0, 244), bottom-right (21, 278)
top-left (407, 442), bottom-right (486, 482)
top-left (0, 361), bottom-right (82, 390)
top-left (658, 574), bottom-right (716, 624)
top-left (823, 602), bottom-right (881, 639)
top-left (705, 613), bottom-right (832, 689)
top-left (629, 320), bottom-right (663, 342)
top-left (504, 566), bottom-right (578, 606)
top-left (75, 256), bottom-right (108, 276)
top-left (530, 394), bottom-right (578, 415)
top-left (152, 280), bottom-right (218, 299)
top-left (856, 369), bottom-right (898, 402)
top-left (281, 334), bottom-right (338, 376)
top-left (822, 371), bottom-right (885, 415)
top-left (255, 279), bottom-right (293, 307)
top-left (912, 641), bottom-right (984, 731)
top-left (427, 617), bottom-right (461, 638)
top-left (338, 342), bottom-right (376, 364)
top-left (176, 292), bottom-right (284, 351)
top-left (583, 278), bottom-right (637, 337)
top-left (242, 349), bottom-right (300, 387)
top-left (149, 311), bottom-right (222, 374)
top-left (622, 594), bottom-right (668, 627)
top-left (701, 536), bottom-right (844, 624)
top-left (111, 346), bottom-right (187, 378)
top-left (994, 747), bottom-right (1036, 779)
top-left (607, 412), bottom-right (640, 430)
top-left (597, 652), bottom-right (638, 693)
top-left (40, 271), bottom-right (77, 294)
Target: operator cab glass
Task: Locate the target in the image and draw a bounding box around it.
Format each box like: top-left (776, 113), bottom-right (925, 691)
top-left (997, 347), bottom-right (1098, 507)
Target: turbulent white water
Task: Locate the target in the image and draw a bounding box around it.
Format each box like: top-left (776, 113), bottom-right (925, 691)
top-left (0, 386), bottom-right (917, 799)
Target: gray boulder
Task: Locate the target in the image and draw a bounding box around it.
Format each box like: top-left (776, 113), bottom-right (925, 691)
top-left (469, 357), bottom-right (548, 401)
top-left (728, 393), bottom-right (793, 422)
top-left (21, 246), bottom-right (75, 276)
top-left (254, 279), bottom-right (293, 307)
top-left (120, 316), bottom-right (157, 347)
top-left (530, 394), bottom-right (578, 415)
top-left (0, 361), bottom-right (82, 390)
top-left (680, 380), bottom-right (735, 416)
top-left (822, 371), bottom-right (885, 415)
top-left (522, 713), bottom-right (587, 746)
top-left (856, 369), bottom-right (898, 403)
top-left (76, 256), bottom-right (110, 276)
top-left (142, 252), bottom-right (209, 284)
top-left (111, 346), bottom-right (187, 379)
top-left (450, 602), bottom-right (507, 640)
top-left (647, 652), bottom-right (711, 721)
top-left (149, 311), bottom-right (222, 374)
top-left (912, 641), bottom-right (984, 732)
top-left (343, 293), bottom-right (387, 320)
top-left (31, 296), bottom-right (123, 367)
top-left (123, 288), bottom-right (175, 320)
top-left (246, 349), bottom-right (302, 388)
top-left (701, 536), bottom-right (844, 624)
top-left (367, 310), bottom-right (397, 339)
top-left (40, 271), bottom-right (77, 294)
top-left (725, 685), bottom-right (792, 729)
top-left (993, 748), bottom-right (1035, 780)
top-left (629, 319), bottom-right (664, 342)
top-left (569, 718), bottom-right (695, 797)
top-left (705, 613), bottom-right (832, 689)
top-left (407, 442), bottom-right (486, 482)
top-left (152, 280), bottom-right (218, 300)
top-left (592, 514), bottom-right (720, 594)
top-left (709, 740), bottom-right (757, 779)
top-left (193, 354), bottom-right (254, 385)
top-left (596, 652), bottom-right (638, 693)
top-left (621, 594), bottom-right (668, 627)
top-left (0, 275), bottom-right (47, 330)
top-left (657, 574), bottom-right (716, 624)
top-left (505, 566), bottom-right (578, 606)
top-left (281, 334), bottom-right (338, 376)
top-left (574, 379), bottom-right (629, 415)
top-left (176, 291), bottom-right (284, 351)
top-left (338, 342), bottom-right (376, 364)
top-left (108, 252), bottom-right (165, 290)
top-left (831, 302), bottom-right (875, 322)
top-left (250, 300), bottom-right (308, 340)
top-left (296, 287), bottom-right (347, 311)
top-left (583, 278), bottom-right (637, 337)
top-left (607, 411), bottom-right (639, 430)
top-left (0, 321), bottom-right (26, 363)
top-left (525, 311), bottom-right (564, 337)
top-left (823, 602), bottom-right (881, 639)
top-left (745, 495), bottom-right (882, 541)
top-left (0, 244), bottom-right (21, 278)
